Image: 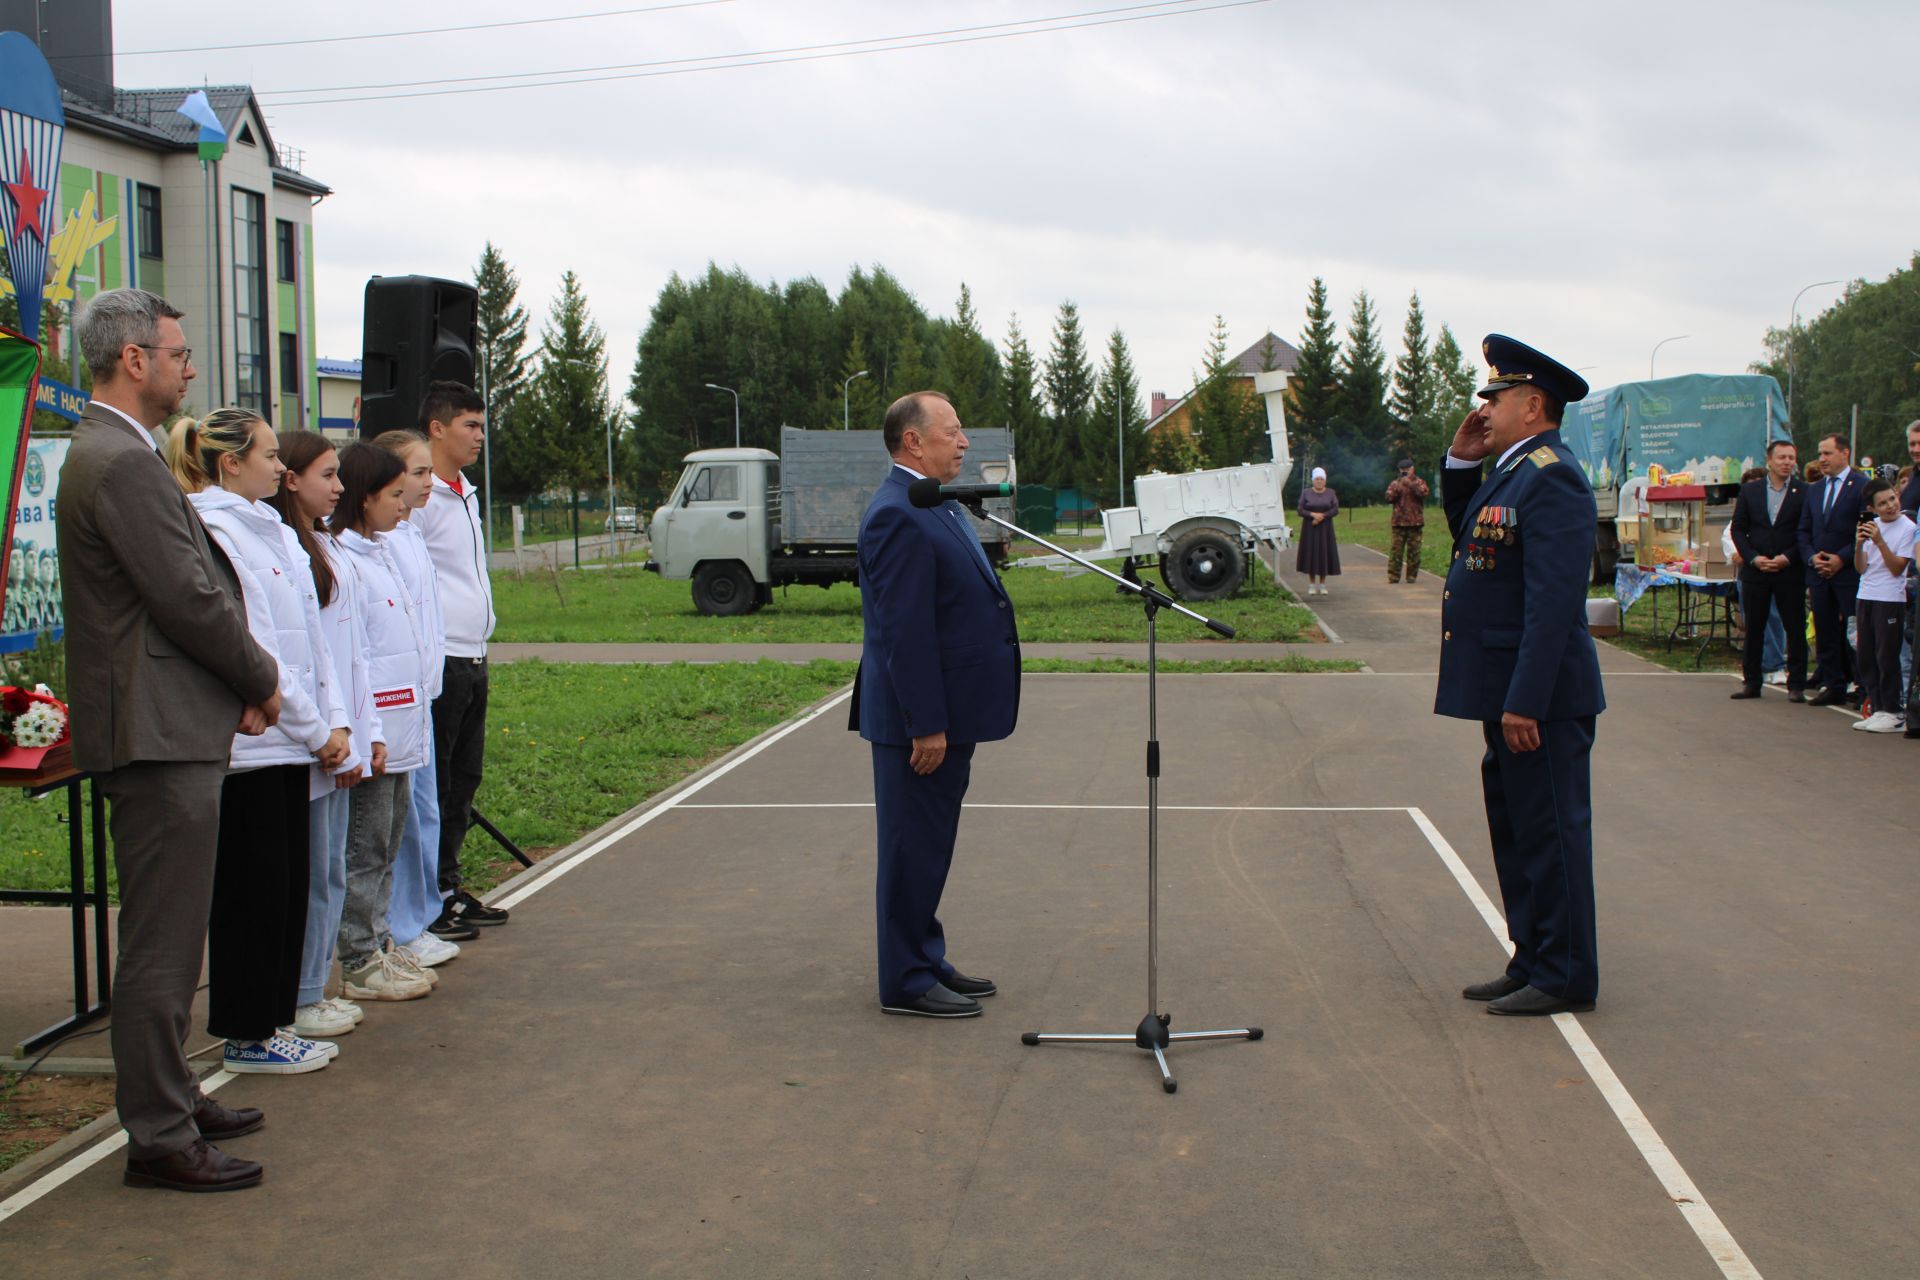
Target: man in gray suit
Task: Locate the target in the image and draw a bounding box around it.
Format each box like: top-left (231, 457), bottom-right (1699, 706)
top-left (57, 288), bottom-right (282, 1192)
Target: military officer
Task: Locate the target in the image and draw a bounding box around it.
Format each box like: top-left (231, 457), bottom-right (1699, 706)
top-left (1436, 335), bottom-right (1605, 1017)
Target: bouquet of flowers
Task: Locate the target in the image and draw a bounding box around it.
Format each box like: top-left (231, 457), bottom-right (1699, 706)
top-left (0, 684), bottom-right (70, 770)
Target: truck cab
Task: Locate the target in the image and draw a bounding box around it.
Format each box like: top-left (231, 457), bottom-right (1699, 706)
top-left (647, 447), bottom-right (779, 614)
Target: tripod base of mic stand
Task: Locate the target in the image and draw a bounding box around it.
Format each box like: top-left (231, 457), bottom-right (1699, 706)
top-left (1021, 1012), bottom-right (1263, 1094)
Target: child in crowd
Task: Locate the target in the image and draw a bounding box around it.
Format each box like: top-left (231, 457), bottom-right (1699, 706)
top-left (329, 444), bottom-right (437, 1001)
top-left (1852, 477), bottom-right (1915, 733)
top-left (370, 428), bottom-right (466, 962)
top-left (270, 431), bottom-right (378, 1040)
top-left (169, 411), bottom-right (349, 1075)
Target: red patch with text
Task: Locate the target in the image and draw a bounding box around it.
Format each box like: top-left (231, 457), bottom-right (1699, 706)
top-left (373, 687), bottom-right (417, 710)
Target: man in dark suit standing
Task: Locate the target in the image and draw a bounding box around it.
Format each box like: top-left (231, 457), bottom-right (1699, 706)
top-left (851, 391), bottom-right (1021, 1019)
top-left (1436, 336), bottom-right (1605, 1018)
top-left (1798, 433), bottom-right (1866, 706)
top-left (57, 289), bottom-right (281, 1191)
top-left (1729, 441), bottom-right (1809, 700)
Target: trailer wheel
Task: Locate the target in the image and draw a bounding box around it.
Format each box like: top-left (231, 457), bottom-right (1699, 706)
top-left (692, 562), bottom-right (756, 616)
top-left (1163, 527), bottom-right (1246, 602)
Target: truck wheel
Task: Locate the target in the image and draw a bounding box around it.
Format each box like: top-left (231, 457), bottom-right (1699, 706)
top-left (1163, 527), bottom-right (1246, 602)
top-left (692, 562), bottom-right (755, 616)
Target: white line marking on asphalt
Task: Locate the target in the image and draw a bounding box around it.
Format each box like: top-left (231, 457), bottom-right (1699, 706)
top-left (676, 803), bottom-right (1411, 812)
top-left (0, 1070), bottom-right (236, 1225)
top-left (1406, 807), bottom-right (1763, 1280)
top-left (489, 689), bottom-right (855, 912)
top-left (1723, 671), bottom-right (1861, 719)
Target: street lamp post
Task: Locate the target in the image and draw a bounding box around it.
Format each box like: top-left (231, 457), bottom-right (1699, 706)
top-left (842, 369), bottom-right (869, 430)
top-left (706, 382), bottom-right (740, 448)
top-left (1649, 335), bottom-right (1688, 380)
top-left (1786, 278), bottom-right (1841, 426)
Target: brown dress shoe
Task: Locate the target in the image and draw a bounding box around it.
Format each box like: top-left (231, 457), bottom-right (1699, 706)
top-left (193, 1096), bottom-right (264, 1141)
top-left (1728, 687), bottom-right (1762, 700)
top-left (124, 1138), bottom-right (263, 1192)
top-left (1462, 973), bottom-right (1528, 1001)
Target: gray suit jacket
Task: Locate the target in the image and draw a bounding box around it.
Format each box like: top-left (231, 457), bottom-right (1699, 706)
top-left (55, 403), bottom-right (278, 772)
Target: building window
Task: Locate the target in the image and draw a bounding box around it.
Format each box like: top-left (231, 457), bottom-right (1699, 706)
top-left (279, 332), bottom-right (299, 395)
top-left (136, 184), bottom-right (162, 259)
top-left (276, 219), bottom-right (296, 282)
top-left (232, 188), bottom-right (269, 414)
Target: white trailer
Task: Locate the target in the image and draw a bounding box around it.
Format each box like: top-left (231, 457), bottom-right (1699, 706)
top-left (1019, 370), bottom-right (1295, 601)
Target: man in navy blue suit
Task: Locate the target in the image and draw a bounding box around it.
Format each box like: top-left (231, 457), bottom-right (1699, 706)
top-left (1797, 433), bottom-right (1866, 706)
top-left (1436, 336), bottom-right (1606, 1017)
top-left (851, 391), bottom-right (1021, 1018)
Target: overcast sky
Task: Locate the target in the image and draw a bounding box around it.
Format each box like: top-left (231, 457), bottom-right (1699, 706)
top-left (111, 0), bottom-right (1919, 411)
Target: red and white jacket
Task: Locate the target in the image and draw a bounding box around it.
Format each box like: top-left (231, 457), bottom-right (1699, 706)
top-left (336, 528), bottom-right (431, 773)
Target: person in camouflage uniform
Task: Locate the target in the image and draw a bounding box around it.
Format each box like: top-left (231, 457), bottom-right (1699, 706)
top-left (1385, 458), bottom-right (1430, 582)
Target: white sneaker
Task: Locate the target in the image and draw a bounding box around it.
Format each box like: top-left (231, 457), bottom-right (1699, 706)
top-left (388, 942), bottom-right (440, 987)
top-left (290, 1000), bottom-right (356, 1038)
top-left (400, 933), bottom-right (460, 967)
top-left (1764, 670), bottom-right (1788, 686)
top-left (1861, 711), bottom-right (1904, 733)
top-left (276, 1031), bottom-right (340, 1061)
top-left (324, 996), bottom-right (365, 1024)
top-left (342, 950), bottom-right (431, 1001)
top-left (224, 1033), bottom-right (331, 1075)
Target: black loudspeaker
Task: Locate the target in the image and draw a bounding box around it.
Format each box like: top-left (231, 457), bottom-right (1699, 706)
top-left (359, 275), bottom-right (478, 436)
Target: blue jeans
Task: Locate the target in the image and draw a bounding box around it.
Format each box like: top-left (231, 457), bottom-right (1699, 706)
top-left (297, 788), bottom-right (351, 1006)
top-left (1762, 602), bottom-right (1786, 673)
top-left (388, 747), bottom-right (444, 945)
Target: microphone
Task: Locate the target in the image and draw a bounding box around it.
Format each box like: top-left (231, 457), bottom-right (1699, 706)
top-left (907, 478), bottom-right (1012, 509)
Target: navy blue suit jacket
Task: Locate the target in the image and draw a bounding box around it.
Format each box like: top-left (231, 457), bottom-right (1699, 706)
top-left (1797, 469), bottom-right (1866, 587)
top-left (850, 467), bottom-right (1021, 746)
top-left (1435, 430), bottom-right (1606, 724)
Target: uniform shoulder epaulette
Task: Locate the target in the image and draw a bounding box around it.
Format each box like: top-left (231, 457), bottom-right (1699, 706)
top-left (1527, 446), bottom-right (1558, 469)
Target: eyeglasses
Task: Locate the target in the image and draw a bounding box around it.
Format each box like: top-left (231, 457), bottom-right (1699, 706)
top-left (135, 344), bottom-right (193, 364)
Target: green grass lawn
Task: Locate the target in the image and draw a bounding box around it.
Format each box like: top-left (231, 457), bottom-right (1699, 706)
top-left (1328, 505), bottom-right (1456, 580)
top-left (0, 660), bottom-right (857, 902)
top-left (1026, 656), bottom-right (1362, 673)
top-left (493, 555), bottom-right (1317, 644)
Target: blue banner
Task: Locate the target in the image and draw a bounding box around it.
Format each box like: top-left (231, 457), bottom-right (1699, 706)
top-left (32, 373), bottom-right (84, 422)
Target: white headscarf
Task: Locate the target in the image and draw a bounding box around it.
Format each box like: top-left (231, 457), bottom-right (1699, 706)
top-left (1311, 467), bottom-right (1327, 483)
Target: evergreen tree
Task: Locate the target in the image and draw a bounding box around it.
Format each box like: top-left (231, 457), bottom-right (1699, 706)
top-left (1331, 289), bottom-right (1394, 486)
top-left (1187, 316), bottom-right (1245, 469)
top-left (839, 265), bottom-right (931, 402)
top-left (1288, 277), bottom-right (1342, 465)
top-left (1087, 328), bottom-right (1146, 506)
top-left (1428, 324), bottom-right (1479, 450)
top-left (1043, 300), bottom-right (1097, 492)
top-left (889, 328), bottom-right (933, 397)
top-left (1388, 290), bottom-right (1434, 461)
top-left (1001, 313), bottom-right (1053, 481)
top-left (473, 242), bottom-right (531, 505)
top-left (501, 270), bottom-right (609, 503)
top-left (933, 282), bottom-right (1001, 432)
top-left (839, 331), bottom-right (883, 430)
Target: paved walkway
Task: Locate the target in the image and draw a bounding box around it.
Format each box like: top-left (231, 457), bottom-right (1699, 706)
top-left (4, 540), bottom-right (1912, 1278)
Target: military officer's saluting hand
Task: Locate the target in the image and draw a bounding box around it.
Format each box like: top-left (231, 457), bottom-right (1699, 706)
top-left (1435, 335), bottom-right (1606, 1019)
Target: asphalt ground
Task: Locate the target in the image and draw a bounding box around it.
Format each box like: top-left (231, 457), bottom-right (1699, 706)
top-left (2, 543), bottom-right (1914, 1278)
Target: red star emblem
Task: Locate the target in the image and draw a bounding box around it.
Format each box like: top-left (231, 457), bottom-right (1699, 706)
top-left (3, 150), bottom-right (49, 245)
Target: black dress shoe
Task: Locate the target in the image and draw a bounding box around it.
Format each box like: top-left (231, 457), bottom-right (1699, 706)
top-left (1462, 973), bottom-right (1528, 1001)
top-left (1788, 689), bottom-right (1806, 703)
top-left (1728, 687), bottom-right (1762, 700)
top-left (1807, 688), bottom-right (1845, 706)
top-left (1487, 985), bottom-right (1595, 1017)
top-left (941, 971), bottom-right (997, 998)
top-left (124, 1138), bottom-right (263, 1192)
top-left (880, 982), bottom-right (982, 1019)
top-left (193, 1096), bottom-right (264, 1141)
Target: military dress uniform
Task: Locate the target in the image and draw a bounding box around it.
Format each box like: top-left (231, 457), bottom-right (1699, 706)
top-left (1436, 336), bottom-right (1606, 1011)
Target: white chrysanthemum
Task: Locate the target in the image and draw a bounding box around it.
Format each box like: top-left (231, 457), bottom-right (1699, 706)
top-left (11, 702), bottom-right (66, 748)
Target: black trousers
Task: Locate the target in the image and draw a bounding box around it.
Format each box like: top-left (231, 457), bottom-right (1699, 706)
top-left (1808, 572), bottom-right (1859, 694)
top-left (207, 764), bottom-right (312, 1042)
top-left (432, 655), bottom-right (489, 893)
top-left (1739, 571), bottom-right (1807, 691)
top-left (1855, 599), bottom-right (1904, 715)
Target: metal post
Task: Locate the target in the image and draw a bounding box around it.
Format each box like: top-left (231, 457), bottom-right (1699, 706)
top-left (1851, 404), bottom-right (1858, 462)
top-left (480, 358), bottom-right (494, 556)
top-left (1787, 279), bottom-right (1841, 427)
top-left (706, 383), bottom-right (739, 447)
top-left (606, 409), bottom-right (616, 547)
top-left (1114, 365), bottom-right (1125, 509)
top-left (843, 369), bottom-right (868, 430)
top-left (1650, 334), bottom-right (1688, 380)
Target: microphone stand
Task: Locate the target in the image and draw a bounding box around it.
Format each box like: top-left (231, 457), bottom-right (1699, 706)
top-left (957, 498), bottom-right (1263, 1094)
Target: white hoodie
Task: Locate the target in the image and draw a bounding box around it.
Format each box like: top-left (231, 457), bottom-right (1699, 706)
top-left (386, 516), bottom-right (446, 700)
top-left (311, 531), bottom-right (382, 797)
top-left (336, 528), bottom-right (431, 773)
top-left (189, 488), bottom-right (345, 770)
top-left (414, 471), bottom-right (493, 659)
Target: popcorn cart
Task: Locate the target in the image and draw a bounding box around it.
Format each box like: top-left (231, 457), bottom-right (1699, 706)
top-left (1636, 484), bottom-right (1706, 572)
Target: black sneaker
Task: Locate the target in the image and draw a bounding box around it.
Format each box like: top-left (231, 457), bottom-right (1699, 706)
top-left (450, 888), bottom-right (509, 927)
top-left (427, 903), bottom-right (480, 941)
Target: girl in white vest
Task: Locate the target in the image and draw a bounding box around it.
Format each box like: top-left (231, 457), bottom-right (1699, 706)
top-left (329, 443), bottom-right (437, 1002)
top-left (169, 410), bottom-right (350, 1076)
top-left (270, 431), bottom-right (382, 1040)
top-left (369, 429), bottom-right (458, 963)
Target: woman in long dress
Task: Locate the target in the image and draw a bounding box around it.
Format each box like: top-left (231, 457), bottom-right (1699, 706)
top-left (1296, 466), bottom-right (1340, 596)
